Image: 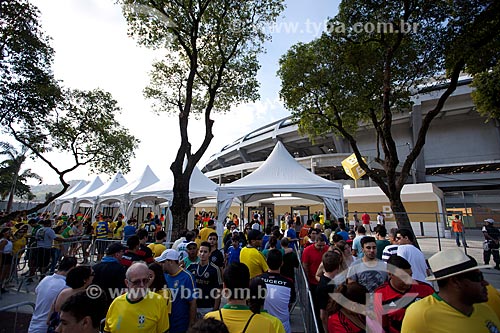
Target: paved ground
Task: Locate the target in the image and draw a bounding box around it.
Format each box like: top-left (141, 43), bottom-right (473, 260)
top-left (1, 229), bottom-right (498, 333)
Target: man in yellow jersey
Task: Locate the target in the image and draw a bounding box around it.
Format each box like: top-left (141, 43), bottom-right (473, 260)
top-left (205, 262), bottom-right (274, 333)
top-left (104, 262), bottom-right (169, 333)
top-left (148, 230), bottom-right (167, 258)
top-left (240, 229), bottom-right (268, 278)
top-left (401, 248), bottom-right (499, 333)
top-left (199, 219), bottom-right (216, 242)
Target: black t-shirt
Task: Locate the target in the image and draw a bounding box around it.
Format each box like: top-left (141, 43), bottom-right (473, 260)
top-left (280, 251), bottom-right (299, 281)
top-left (187, 262), bottom-right (223, 308)
top-left (316, 274), bottom-right (336, 310)
top-left (209, 249), bottom-right (224, 268)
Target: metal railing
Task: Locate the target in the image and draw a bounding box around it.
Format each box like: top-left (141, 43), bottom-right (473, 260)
top-left (0, 301), bottom-right (35, 333)
top-left (295, 249), bottom-right (320, 333)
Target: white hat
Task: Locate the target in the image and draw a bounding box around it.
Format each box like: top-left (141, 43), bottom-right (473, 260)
top-left (155, 249), bottom-right (180, 263)
top-left (426, 248), bottom-right (490, 281)
top-left (485, 218), bottom-right (495, 224)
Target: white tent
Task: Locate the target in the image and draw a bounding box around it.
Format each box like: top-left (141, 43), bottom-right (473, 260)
top-left (130, 166), bottom-right (218, 243)
top-left (216, 141), bottom-right (345, 228)
top-left (53, 180), bottom-right (89, 214)
top-left (56, 176), bottom-right (104, 214)
top-left (56, 180), bottom-right (88, 202)
top-left (98, 166), bottom-right (160, 216)
top-left (73, 172), bottom-right (128, 215)
top-left (131, 166), bottom-right (218, 204)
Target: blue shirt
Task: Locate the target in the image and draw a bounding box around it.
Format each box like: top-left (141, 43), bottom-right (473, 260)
top-left (336, 230), bottom-right (349, 241)
top-left (227, 245), bottom-right (242, 264)
top-left (123, 225), bottom-right (136, 241)
top-left (165, 269), bottom-right (196, 333)
top-left (285, 228), bottom-right (298, 250)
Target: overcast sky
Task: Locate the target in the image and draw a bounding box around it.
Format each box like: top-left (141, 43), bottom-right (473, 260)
top-left (16, 0), bottom-right (340, 185)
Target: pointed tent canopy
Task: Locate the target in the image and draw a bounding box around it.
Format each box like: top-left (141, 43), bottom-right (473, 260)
top-left (61, 176), bottom-right (104, 202)
top-left (132, 166), bottom-right (218, 203)
top-left (216, 141), bottom-right (344, 224)
top-left (56, 180), bottom-right (89, 202)
top-left (75, 172), bottom-right (128, 204)
top-left (99, 165), bottom-right (160, 203)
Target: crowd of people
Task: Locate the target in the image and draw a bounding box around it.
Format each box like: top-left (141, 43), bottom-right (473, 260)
top-left (0, 210), bottom-right (499, 333)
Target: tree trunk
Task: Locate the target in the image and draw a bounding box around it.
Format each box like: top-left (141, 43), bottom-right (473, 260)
top-left (170, 161), bottom-right (191, 241)
top-left (388, 195), bottom-right (420, 249)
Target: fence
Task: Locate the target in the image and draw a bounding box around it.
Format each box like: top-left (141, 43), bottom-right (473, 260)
top-left (0, 301), bottom-right (35, 332)
top-left (295, 249), bottom-right (320, 333)
top-left (346, 210), bottom-right (449, 239)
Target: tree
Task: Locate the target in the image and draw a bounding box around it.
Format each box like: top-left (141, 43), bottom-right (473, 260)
top-left (278, 0), bottom-right (500, 231)
top-left (0, 0), bottom-right (62, 128)
top-left (0, 1), bottom-right (140, 223)
top-left (1, 88), bottom-right (139, 223)
top-left (0, 143), bottom-right (41, 213)
top-left (120, 0), bottom-right (285, 237)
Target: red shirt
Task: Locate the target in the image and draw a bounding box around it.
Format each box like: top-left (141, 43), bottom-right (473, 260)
top-left (301, 244), bottom-right (328, 285)
top-left (374, 280), bottom-right (434, 333)
top-left (328, 311), bottom-right (364, 333)
top-left (361, 213), bottom-right (371, 225)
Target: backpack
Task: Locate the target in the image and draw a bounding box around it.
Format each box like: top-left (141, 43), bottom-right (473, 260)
top-left (218, 309), bottom-right (256, 333)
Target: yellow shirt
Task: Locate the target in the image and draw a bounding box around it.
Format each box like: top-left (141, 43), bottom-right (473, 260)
top-left (205, 304), bottom-right (274, 333)
top-left (148, 243), bottom-right (167, 258)
top-left (104, 291), bottom-right (169, 333)
top-left (12, 236), bottom-right (27, 256)
top-left (155, 288), bottom-right (172, 315)
top-left (199, 227), bottom-right (215, 242)
top-left (261, 311), bottom-right (286, 333)
top-left (401, 293), bottom-right (500, 333)
top-left (487, 284), bottom-right (500, 320)
top-left (239, 246), bottom-right (269, 279)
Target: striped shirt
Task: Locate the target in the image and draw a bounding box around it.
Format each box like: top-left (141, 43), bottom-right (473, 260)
top-left (382, 244), bottom-right (399, 262)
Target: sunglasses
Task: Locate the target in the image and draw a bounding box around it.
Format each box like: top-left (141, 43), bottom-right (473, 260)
top-left (460, 271), bottom-right (484, 283)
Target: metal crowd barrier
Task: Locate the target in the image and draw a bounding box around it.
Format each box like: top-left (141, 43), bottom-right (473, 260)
top-left (295, 249), bottom-right (320, 333)
top-left (0, 301), bottom-right (35, 333)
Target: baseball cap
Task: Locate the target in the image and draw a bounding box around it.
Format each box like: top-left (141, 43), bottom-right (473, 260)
top-left (247, 229), bottom-right (263, 241)
top-left (186, 241), bottom-right (197, 249)
top-left (485, 218), bottom-right (495, 224)
top-left (106, 242), bottom-right (127, 255)
top-left (155, 249), bottom-right (180, 263)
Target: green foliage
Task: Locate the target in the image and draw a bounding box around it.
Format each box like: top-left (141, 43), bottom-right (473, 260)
top-left (121, 0), bottom-right (284, 116)
top-left (279, 0), bottom-right (450, 142)
top-left (0, 0), bottom-right (62, 128)
top-left (0, 142), bottom-right (40, 202)
top-left (472, 64), bottom-right (500, 119)
top-left (278, 0), bottom-right (499, 226)
top-left (26, 88), bottom-right (140, 175)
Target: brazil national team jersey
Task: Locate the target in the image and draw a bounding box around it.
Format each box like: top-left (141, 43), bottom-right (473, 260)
top-left (401, 293), bottom-right (500, 333)
top-left (104, 291), bottom-right (169, 333)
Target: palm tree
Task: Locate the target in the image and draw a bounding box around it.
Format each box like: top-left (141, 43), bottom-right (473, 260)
top-left (0, 142), bottom-right (42, 213)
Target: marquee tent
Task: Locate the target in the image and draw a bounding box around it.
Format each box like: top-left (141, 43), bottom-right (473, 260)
top-left (216, 141), bottom-right (345, 229)
top-left (53, 180), bottom-right (88, 214)
top-left (131, 166), bottom-right (218, 204)
top-left (73, 172), bottom-right (128, 214)
top-left (98, 165), bottom-right (160, 216)
top-left (55, 176), bottom-right (104, 214)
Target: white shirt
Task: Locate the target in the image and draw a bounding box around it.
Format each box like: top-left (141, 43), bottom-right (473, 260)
top-left (397, 244), bottom-right (432, 286)
top-left (28, 274), bottom-right (68, 333)
top-left (377, 214), bottom-right (384, 225)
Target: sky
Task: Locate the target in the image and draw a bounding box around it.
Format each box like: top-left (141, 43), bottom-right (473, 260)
top-left (14, 0), bottom-right (341, 186)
